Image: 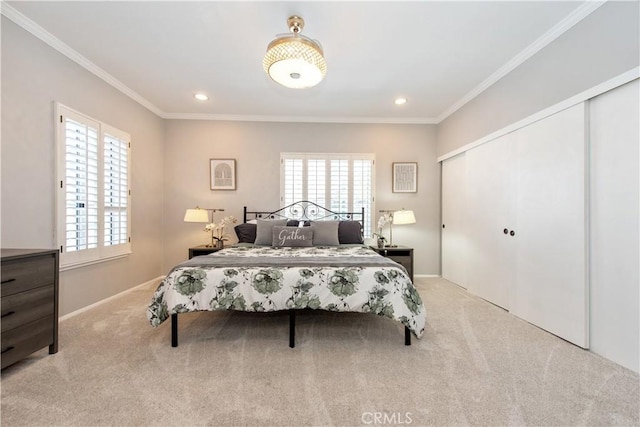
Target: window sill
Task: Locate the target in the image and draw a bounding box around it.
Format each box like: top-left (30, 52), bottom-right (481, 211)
top-left (60, 251), bottom-right (131, 272)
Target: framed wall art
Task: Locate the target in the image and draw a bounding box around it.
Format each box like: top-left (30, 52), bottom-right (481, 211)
top-left (210, 159), bottom-right (236, 190)
top-left (392, 162), bottom-right (417, 193)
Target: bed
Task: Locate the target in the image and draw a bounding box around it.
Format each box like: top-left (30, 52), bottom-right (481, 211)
top-left (147, 201), bottom-right (426, 347)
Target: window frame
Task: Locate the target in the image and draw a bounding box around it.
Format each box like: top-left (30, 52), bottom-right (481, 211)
top-left (280, 152), bottom-right (376, 237)
top-left (55, 103), bottom-right (131, 270)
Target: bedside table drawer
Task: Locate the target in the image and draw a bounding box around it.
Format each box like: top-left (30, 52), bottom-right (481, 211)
top-left (380, 249), bottom-right (412, 257)
top-left (189, 246), bottom-right (223, 259)
top-left (370, 246), bottom-right (414, 282)
top-left (387, 256), bottom-right (412, 273)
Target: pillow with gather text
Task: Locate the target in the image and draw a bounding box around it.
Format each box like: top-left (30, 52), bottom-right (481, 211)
top-left (310, 220), bottom-right (340, 246)
top-left (272, 226), bottom-right (313, 248)
top-left (254, 219), bottom-right (288, 245)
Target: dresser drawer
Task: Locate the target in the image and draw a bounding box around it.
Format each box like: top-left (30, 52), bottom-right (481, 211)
top-left (1, 255), bottom-right (56, 297)
top-left (1, 285), bottom-right (55, 332)
top-left (1, 315), bottom-right (54, 369)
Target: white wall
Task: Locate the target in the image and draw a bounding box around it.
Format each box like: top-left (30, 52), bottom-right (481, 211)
top-left (437, 1), bottom-right (639, 157)
top-left (1, 18), bottom-right (165, 315)
top-left (589, 80), bottom-right (639, 372)
top-left (162, 120), bottom-right (440, 275)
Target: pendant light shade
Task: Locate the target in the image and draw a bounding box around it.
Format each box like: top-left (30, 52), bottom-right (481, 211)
top-left (263, 16), bottom-right (327, 89)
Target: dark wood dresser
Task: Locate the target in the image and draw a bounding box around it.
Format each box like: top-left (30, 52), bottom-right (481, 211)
top-left (1, 249), bottom-right (59, 369)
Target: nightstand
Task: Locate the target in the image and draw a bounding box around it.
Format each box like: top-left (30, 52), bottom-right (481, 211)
top-left (370, 246), bottom-right (414, 282)
top-left (188, 245), bottom-right (223, 259)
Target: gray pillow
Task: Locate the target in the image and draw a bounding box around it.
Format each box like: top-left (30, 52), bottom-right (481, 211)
top-left (310, 220), bottom-right (340, 246)
top-left (272, 226), bottom-right (313, 247)
top-left (255, 219), bottom-right (288, 245)
top-left (234, 223), bottom-right (257, 243)
top-left (338, 221), bottom-right (364, 244)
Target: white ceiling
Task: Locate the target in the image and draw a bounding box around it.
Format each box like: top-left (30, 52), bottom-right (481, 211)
top-left (5, 1), bottom-right (598, 123)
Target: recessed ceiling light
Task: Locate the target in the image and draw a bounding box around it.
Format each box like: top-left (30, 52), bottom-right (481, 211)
top-left (394, 98), bottom-right (407, 105)
top-left (194, 93), bottom-right (209, 101)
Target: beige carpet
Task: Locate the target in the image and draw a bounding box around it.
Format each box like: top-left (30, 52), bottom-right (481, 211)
top-left (1, 277), bottom-right (638, 426)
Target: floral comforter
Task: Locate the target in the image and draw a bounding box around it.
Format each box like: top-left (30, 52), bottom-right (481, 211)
top-left (147, 246), bottom-right (425, 338)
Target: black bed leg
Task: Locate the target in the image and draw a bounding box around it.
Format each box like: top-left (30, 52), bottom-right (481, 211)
top-left (171, 313), bottom-right (178, 347)
top-left (405, 326), bottom-right (411, 346)
top-left (289, 310), bottom-right (296, 348)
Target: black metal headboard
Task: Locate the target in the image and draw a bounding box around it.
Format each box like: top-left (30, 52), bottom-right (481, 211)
top-left (244, 200), bottom-right (364, 226)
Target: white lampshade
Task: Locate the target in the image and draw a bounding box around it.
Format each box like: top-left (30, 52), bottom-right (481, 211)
top-left (184, 208), bottom-right (209, 223)
top-left (393, 210), bottom-right (416, 225)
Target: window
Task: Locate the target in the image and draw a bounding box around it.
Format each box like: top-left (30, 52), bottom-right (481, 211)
top-left (280, 153), bottom-right (375, 236)
top-left (56, 104), bottom-right (131, 269)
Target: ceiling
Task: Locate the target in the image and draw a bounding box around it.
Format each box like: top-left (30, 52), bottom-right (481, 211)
top-left (5, 1), bottom-right (598, 123)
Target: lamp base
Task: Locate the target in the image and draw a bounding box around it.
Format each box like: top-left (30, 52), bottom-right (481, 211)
top-left (385, 244), bottom-right (398, 248)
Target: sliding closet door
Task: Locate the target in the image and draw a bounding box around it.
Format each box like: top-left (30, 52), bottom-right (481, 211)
top-left (589, 80), bottom-right (639, 372)
top-left (441, 153), bottom-right (467, 288)
top-left (511, 103), bottom-right (588, 348)
top-left (466, 133), bottom-right (516, 309)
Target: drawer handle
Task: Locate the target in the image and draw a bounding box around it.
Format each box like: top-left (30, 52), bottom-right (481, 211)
top-left (1, 278), bottom-right (16, 284)
top-left (1, 346), bottom-right (14, 355)
top-left (1, 311), bottom-right (15, 318)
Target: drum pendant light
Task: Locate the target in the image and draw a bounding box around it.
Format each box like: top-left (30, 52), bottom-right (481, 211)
top-left (263, 16), bottom-right (327, 89)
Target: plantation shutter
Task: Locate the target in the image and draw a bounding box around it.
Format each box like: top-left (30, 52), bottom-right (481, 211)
top-left (103, 129), bottom-right (129, 247)
top-left (307, 159), bottom-right (326, 208)
top-left (63, 114), bottom-right (99, 254)
top-left (283, 157), bottom-right (304, 207)
top-left (352, 159), bottom-right (373, 237)
top-left (280, 153), bottom-right (375, 236)
top-left (57, 105), bottom-right (131, 268)
top-left (329, 159), bottom-right (349, 213)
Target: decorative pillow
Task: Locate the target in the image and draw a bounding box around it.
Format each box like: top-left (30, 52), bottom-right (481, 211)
top-left (254, 219), bottom-right (288, 245)
top-left (234, 223), bottom-right (257, 243)
top-left (338, 221), bottom-right (364, 244)
top-left (272, 226), bottom-right (313, 247)
top-left (310, 220), bottom-right (340, 246)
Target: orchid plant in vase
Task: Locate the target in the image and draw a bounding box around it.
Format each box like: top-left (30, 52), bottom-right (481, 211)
top-left (373, 214), bottom-right (390, 248)
top-left (204, 215), bottom-right (237, 248)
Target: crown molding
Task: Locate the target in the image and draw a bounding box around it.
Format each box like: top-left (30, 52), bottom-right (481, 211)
top-left (1, 2), bottom-right (165, 118)
top-left (435, 0), bottom-right (607, 123)
top-left (437, 66), bottom-right (639, 163)
top-left (162, 112), bottom-right (438, 124)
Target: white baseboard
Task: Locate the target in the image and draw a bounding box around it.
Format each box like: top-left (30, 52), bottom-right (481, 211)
top-left (415, 274), bottom-right (441, 278)
top-left (59, 275), bottom-right (165, 322)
